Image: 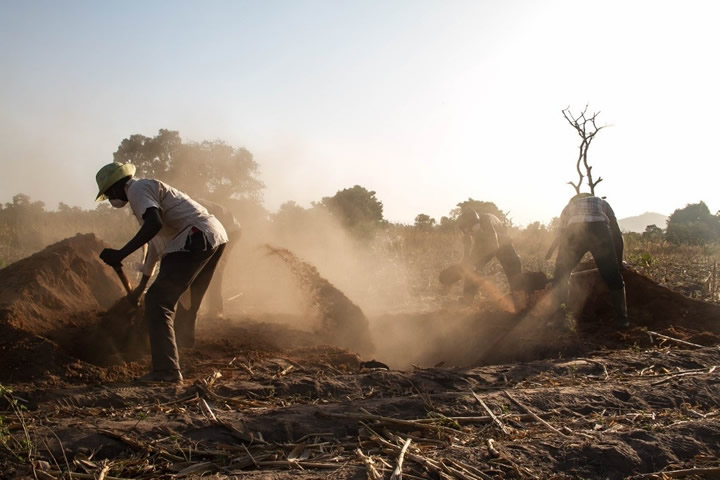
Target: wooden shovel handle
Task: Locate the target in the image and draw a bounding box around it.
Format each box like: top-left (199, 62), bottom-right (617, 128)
top-left (112, 265), bottom-right (133, 295)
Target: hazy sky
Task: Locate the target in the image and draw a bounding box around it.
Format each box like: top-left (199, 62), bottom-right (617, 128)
top-left (1, 0), bottom-right (718, 226)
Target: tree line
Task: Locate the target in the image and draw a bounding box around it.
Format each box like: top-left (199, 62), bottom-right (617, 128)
top-left (640, 201), bottom-right (720, 246)
top-left (1, 129), bottom-right (718, 266)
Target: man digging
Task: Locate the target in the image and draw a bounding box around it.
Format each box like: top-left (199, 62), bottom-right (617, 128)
top-left (457, 206), bottom-right (524, 309)
top-left (546, 193), bottom-right (629, 329)
top-left (137, 198), bottom-right (242, 328)
top-left (95, 162), bottom-right (228, 384)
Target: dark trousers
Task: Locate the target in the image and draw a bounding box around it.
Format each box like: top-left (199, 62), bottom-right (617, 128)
top-left (463, 243), bottom-right (522, 299)
top-left (205, 231), bottom-right (239, 315)
top-left (144, 238), bottom-right (226, 373)
top-left (553, 221), bottom-right (624, 304)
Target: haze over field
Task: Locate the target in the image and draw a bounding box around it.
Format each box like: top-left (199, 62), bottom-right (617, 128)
top-left (1, 0), bottom-right (718, 225)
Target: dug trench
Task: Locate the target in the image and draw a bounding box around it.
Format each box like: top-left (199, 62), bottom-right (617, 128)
top-left (1, 234), bottom-right (720, 479)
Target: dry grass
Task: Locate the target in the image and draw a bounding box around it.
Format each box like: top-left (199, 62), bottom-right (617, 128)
top-left (371, 226), bottom-right (720, 305)
top-left (623, 238), bottom-right (720, 303)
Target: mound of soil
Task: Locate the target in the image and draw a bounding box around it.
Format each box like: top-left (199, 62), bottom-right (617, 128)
top-left (0, 233), bottom-right (122, 334)
top-left (1, 235), bottom-right (380, 384)
top-left (266, 244), bottom-right (375, 356)
top-left (0, 234), bottom-right (147, 382)
top-left (375, 265), bottom-right (720, 370)
top-left (572, 265), bottom-right (720, 332)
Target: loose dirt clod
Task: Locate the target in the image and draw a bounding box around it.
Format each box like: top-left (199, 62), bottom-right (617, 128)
top-left (439, 263), bottom-right (465, 286)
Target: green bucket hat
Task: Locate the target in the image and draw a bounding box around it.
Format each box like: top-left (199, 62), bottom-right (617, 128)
top-left (95, 162), bottom-right (136, 201)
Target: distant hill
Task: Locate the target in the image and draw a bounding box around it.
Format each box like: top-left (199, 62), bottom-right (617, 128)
top-left (618, 212), bottom-right (668, 233)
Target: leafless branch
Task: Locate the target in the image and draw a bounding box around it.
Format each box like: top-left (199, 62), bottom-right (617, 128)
top-left (561, 105), bottom-right (608, 195)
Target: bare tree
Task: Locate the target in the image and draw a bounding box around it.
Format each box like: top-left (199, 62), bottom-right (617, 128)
top-left (562, 106), bottom-right (607, 195)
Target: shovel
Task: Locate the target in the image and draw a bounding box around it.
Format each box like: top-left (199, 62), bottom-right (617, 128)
top-left (113, 264), bottom-right (133, 296)
top-left (85, 264), bottom-right (148, 363)
top-left (111, 264), bottom-right (143, 308)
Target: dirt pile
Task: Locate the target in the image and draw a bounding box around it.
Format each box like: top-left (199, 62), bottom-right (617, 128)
top-left (0, 234), bottom-right (122, 333)
top-left (0, 234), bottom-right (141, 382)
top-left (266, 245), bottom-right (375, 356)
top-left (373, 265), bottom-right (720, 370)
top-left (0, 235), bottom-right (378, 383)
top-left (571, 265), bottom-right (720, 331)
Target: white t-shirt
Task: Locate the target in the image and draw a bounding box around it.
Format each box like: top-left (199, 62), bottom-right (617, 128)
top-left (125, 179), bottom-right (228, 273)
top-left (139, 236), bottom-right (167, 276)
top-left (138, 198), bottom-right (239, 277)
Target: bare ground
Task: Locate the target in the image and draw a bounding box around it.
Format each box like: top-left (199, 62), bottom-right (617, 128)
top-left (1, 235), bottom-right (720, 479)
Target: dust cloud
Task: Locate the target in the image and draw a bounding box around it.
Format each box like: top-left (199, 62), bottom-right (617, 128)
top-left (217, 207), bottom-right (422, 361)
top-left (228, 208), bottom-right (414, 316)
top-left (5, 202), bottom-right (720, 379)
top-left (210, 206), bottom-right (558, 370)
top-left (0, 168), bottom-right (614, 373)
top-left (1, 185), bottom-right (562, 372)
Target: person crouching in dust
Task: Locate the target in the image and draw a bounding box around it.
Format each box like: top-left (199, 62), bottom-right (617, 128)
top-left (457, 206), bottom-right (523, 308)
top-left (95, 162), bottom-right (228, 384)
top-left (546, 193), bottom-right (628, 329)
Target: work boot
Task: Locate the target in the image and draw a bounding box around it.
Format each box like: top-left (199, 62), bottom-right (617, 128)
top-left (609, 288), bottom-right (629, 329)
top-left (136, 370), bottom-right (183, 384)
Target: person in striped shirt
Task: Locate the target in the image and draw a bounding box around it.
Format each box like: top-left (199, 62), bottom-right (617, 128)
top-left (547, 193), bottom-right (628, 328)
